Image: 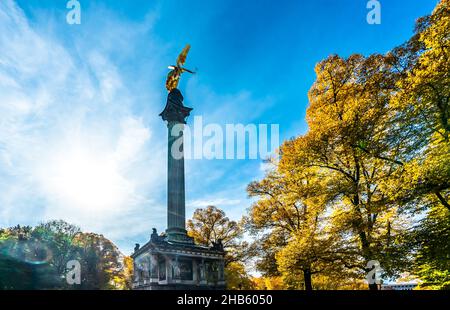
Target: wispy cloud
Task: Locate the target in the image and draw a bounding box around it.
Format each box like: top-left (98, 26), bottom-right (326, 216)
top-left (0, 0), bottom-right (166, 248)
top-left (188, 198), bottom-right (242, 209)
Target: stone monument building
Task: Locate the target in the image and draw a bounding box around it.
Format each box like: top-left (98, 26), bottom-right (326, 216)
top-left (131, 89), bottom-right (226, 290)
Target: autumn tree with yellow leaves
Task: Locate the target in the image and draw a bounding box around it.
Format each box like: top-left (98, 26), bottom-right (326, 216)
top-left (247, 0), bottom-right (449, 290)
top-left (186, 205), bottom-right (254, 289)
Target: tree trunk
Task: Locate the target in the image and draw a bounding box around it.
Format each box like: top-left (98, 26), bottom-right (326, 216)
top-left (435, 191), bottom-right (450, 211)
top-left (303, 269), bottom-right (313, 291)
top-left (359, 232), bottom-right (379, 291)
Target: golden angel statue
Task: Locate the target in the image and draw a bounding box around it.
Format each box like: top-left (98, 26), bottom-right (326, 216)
top-left (165, 44), bottom-right (195, 92)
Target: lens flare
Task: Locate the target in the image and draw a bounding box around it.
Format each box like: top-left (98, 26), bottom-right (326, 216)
top-left (5, 240), bottom-right (53, 265)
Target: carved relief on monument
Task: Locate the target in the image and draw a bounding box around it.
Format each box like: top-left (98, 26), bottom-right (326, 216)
top-left (158, 258), bottom-right (166, 281)
top-left (178, 259), bottom-right (193, 281)
top-left (172, 259), bottom-right (181, 280)
top-left (218, 261), bottom-right (225, 281)
top-left (198, 260), bottom-right (205, 282)
top-left (150, 254), bottom-right (158, 279)
top-left (134, 262), bottom-right (139, 282)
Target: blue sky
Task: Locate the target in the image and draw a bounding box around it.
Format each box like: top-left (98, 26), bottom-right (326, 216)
top-left (0, 0), bottom-right (438, 254)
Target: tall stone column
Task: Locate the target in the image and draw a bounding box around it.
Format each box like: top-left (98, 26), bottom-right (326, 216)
top-left (167, 120), bottom-right (186, 235)
top-left (159, 89), bottom-right (193, 243)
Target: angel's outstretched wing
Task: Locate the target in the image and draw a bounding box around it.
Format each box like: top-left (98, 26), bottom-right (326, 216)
top-left (176, 44), bottom-right (191, 66)
top-left (182, 67), bottom-right (195, 74)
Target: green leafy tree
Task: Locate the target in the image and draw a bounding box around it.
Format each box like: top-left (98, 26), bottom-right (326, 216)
top-left (74, 232), bottom-right (126, 290)
top-left (388, 0), bottom-right (449, 211)
top-left (0, 220), bottom-right (131, 290)
top-left (387, 0), bottom-right (450, 289)
top-left (412, 206), bottom-right (450, 290)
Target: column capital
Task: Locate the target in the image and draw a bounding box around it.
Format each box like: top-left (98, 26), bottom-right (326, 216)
top-left (159, 89), bottom-right (192, 124)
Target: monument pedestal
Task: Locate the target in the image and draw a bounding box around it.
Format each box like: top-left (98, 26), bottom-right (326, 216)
top-left (132, 230), bottom-right (225, 290)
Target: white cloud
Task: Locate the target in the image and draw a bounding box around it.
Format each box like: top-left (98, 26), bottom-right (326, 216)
top-left (115, 117), bottom-right (152, 165)
top-left (187, 198), bottom-right (242, 209)
top-left (88, 51), bottom-right (123, 103)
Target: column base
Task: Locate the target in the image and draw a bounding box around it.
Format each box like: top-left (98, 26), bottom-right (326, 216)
top-left (166, 228), bottom-right (195, 244)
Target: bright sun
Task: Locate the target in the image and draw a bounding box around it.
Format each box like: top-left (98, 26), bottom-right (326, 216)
top-left (42, 146), bottom-right (132, 214)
